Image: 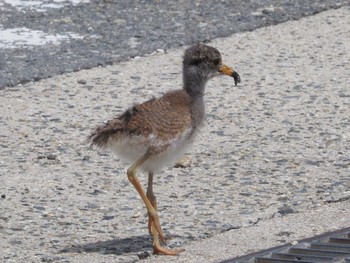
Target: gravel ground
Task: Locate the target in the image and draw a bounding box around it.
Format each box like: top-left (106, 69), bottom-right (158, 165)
top-left (1, 6), bottom-right (350, 263)
top-left (1, 0), bottom-right (350, 89)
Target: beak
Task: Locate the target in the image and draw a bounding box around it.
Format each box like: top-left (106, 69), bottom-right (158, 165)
top-left (219, 64), bottom-right (241, 86)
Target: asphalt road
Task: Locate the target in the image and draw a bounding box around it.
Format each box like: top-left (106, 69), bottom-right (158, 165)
top-left (0, 0), bottom-right (349, 89)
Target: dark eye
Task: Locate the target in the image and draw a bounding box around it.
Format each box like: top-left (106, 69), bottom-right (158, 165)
top-left (213, 58), bottom-right (221, 66)
top-left (190, 58), bottom-right (202, 66)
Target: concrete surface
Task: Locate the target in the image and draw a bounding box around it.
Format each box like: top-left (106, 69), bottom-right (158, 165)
top-left (1, 6), bottom-right (350, 263)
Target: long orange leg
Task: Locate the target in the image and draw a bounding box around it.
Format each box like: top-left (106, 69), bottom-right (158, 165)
top-left (146, 172), bottom-right (157, 236)
top-left (127, 154), bottom-right (164, 242)
top-left (127, 155), bottom-right (184, 255)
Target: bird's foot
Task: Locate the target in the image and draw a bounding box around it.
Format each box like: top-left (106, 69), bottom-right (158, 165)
top-left (153, 243), bottom-right (185, 255)
top-left (150, 219), bottom-right (184, 255)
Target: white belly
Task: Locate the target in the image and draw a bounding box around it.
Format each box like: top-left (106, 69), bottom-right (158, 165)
top-left (107, 129), bottom-right (194, 173)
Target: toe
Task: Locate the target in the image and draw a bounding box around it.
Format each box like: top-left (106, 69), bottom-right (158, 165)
top-left (153, 244), bottom-right (185, 256)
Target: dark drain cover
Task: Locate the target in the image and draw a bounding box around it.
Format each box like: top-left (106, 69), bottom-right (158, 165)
top-left (221, 226), bottom-right (350, 263)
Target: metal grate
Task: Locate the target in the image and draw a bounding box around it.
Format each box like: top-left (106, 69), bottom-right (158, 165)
top-left (221, 227), bottom-right (350, 263)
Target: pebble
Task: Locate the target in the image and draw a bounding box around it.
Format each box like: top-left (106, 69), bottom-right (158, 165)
top-left (174, 155), bottom-right (192, 168)
top-left (278, 205), bottom-right (295, 215)
top-left (47, 154), bottom-right (57, 160)
top-left (102, 215), bottom-right (115, 220)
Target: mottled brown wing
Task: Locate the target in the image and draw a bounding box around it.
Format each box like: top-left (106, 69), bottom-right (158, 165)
top-left (125, 90), bottom-right (192, 142)
top-left (88, 117), bottom-right (125, 148)
top-left (89, 89), bottom-right (192, 148)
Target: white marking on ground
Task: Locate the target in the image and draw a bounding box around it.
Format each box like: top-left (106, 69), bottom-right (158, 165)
top-left (0, 27), bottom-right (84, 48)
top-left (1, 0), bottom-right (90, 11)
